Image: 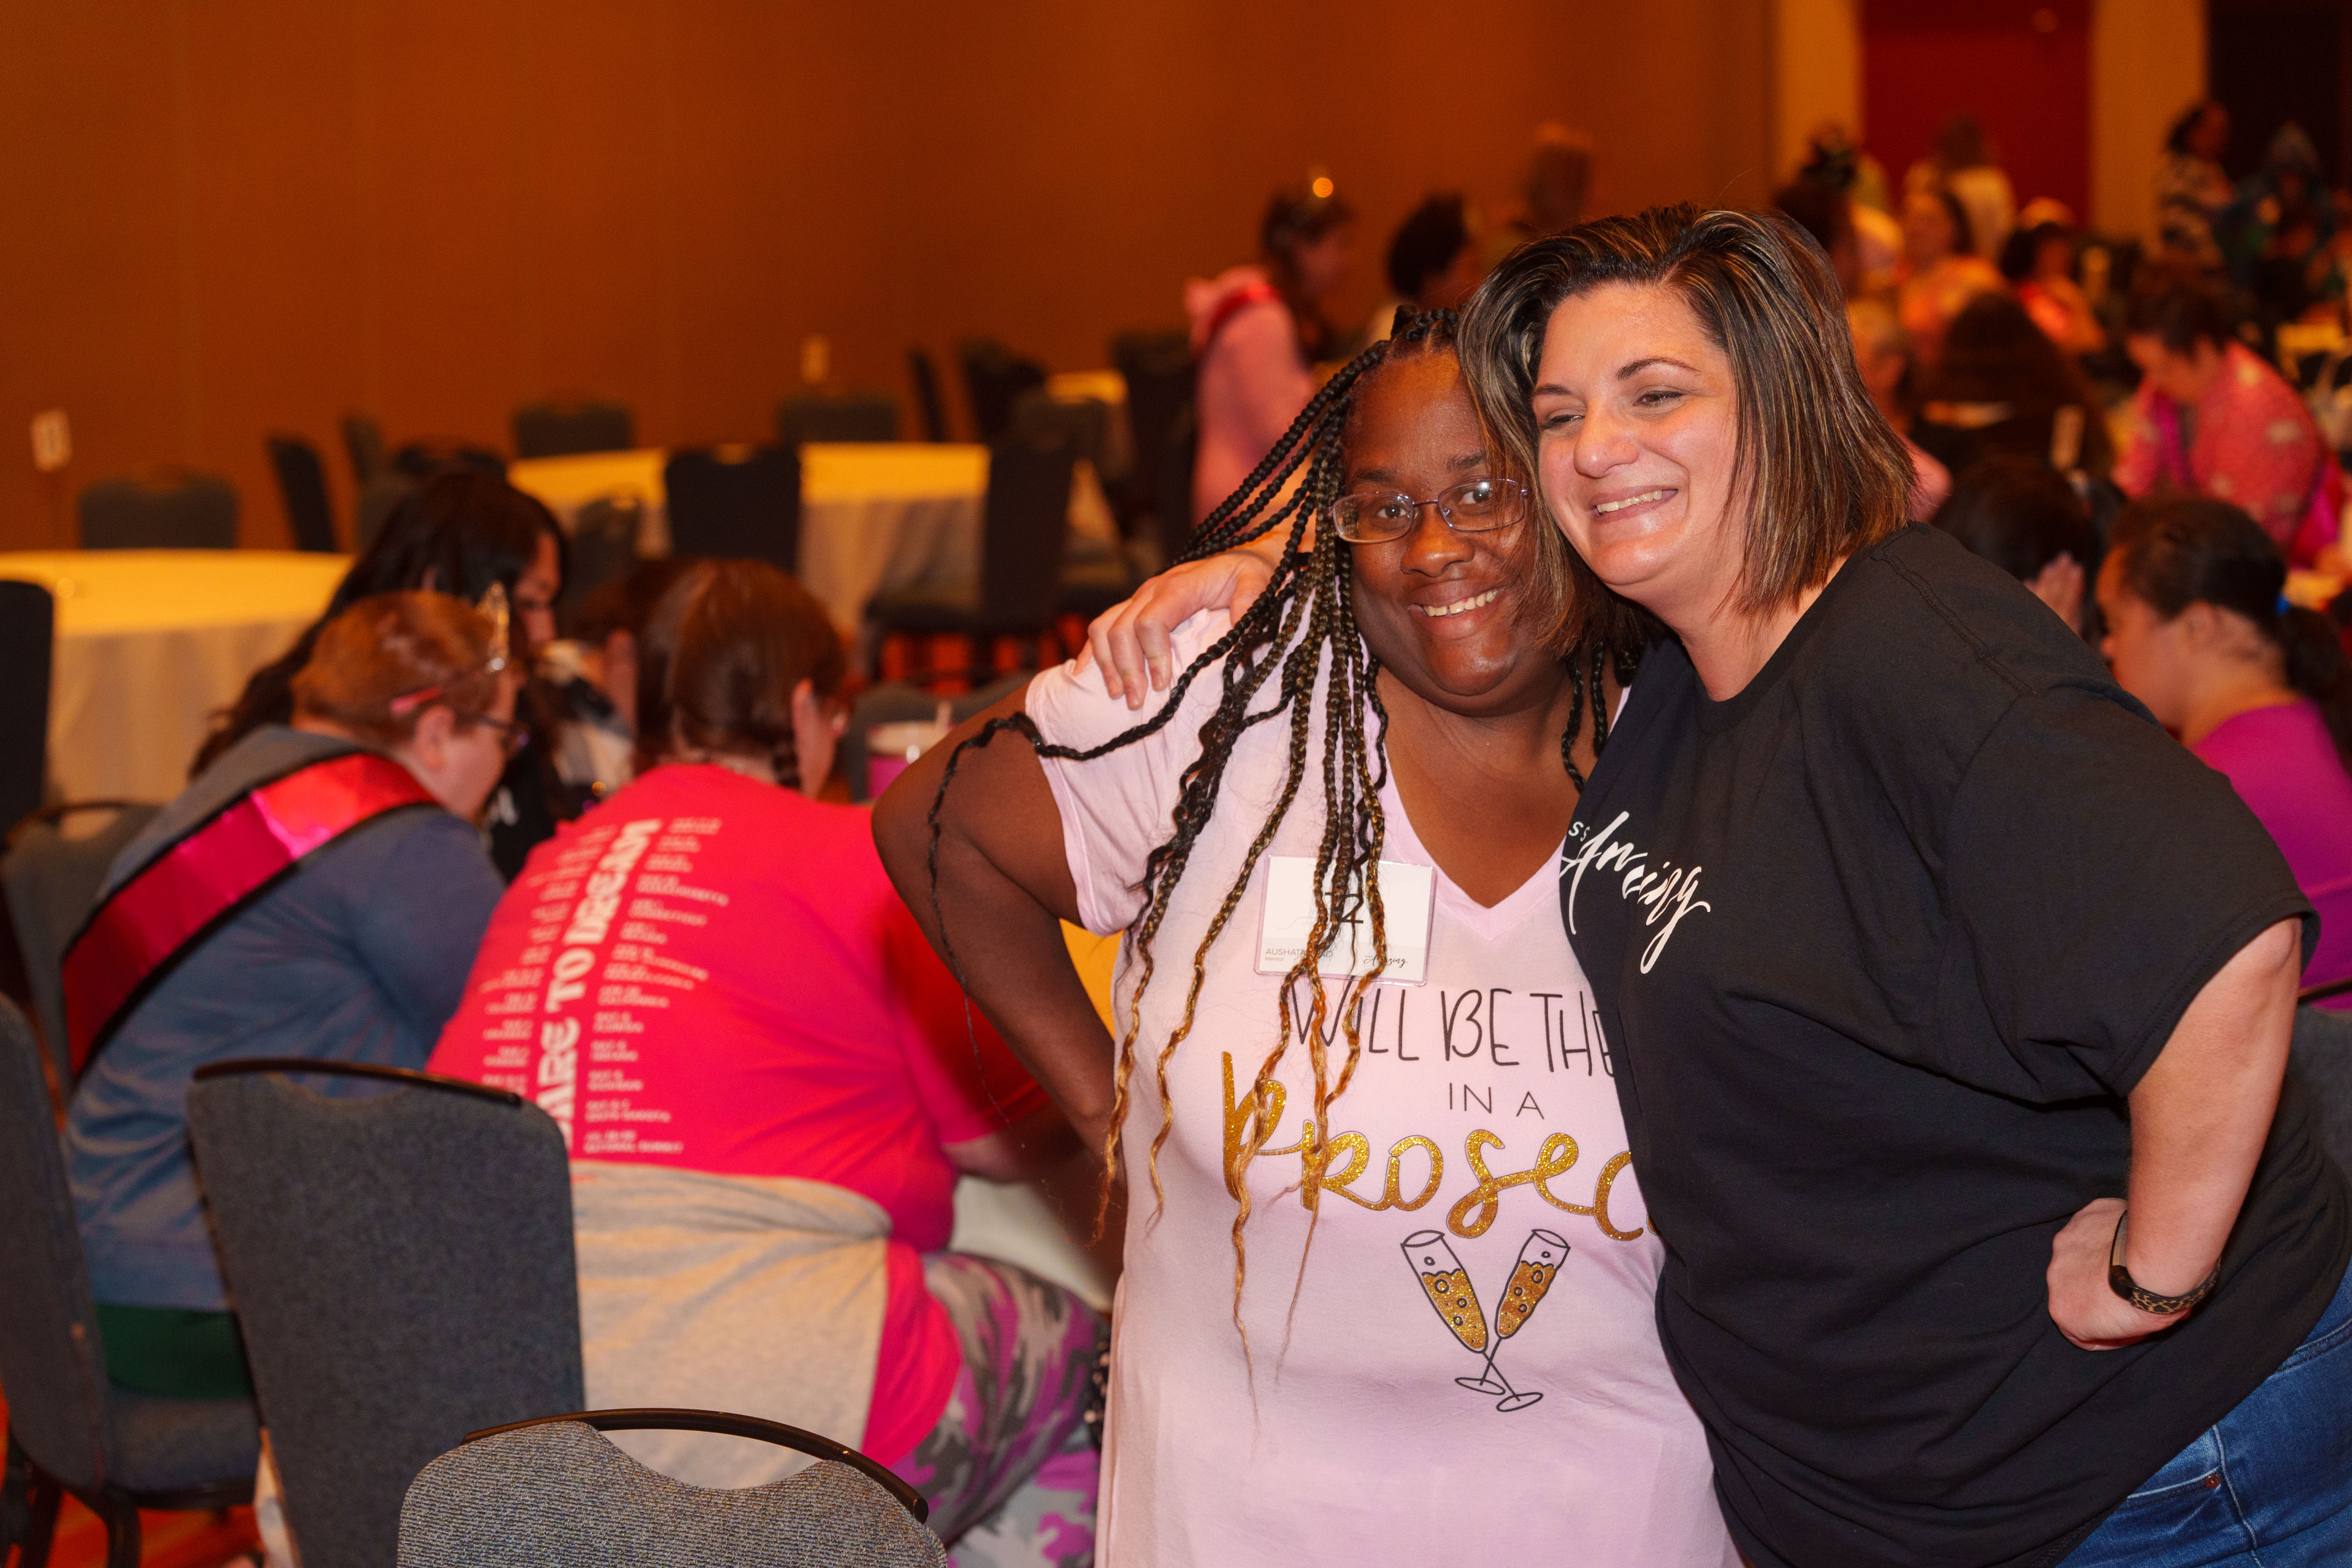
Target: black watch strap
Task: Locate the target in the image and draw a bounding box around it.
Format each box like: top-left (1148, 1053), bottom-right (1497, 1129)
top-left (2108, 1210), bottom-right (2219, 1316)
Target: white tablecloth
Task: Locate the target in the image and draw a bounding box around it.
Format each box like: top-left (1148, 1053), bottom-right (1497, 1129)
top-left (1, 550), bottom-right (349, 805)
top-left (509, 443), bottom-right (1122, 631)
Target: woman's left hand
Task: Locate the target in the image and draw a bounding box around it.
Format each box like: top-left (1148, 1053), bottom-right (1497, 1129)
top-left (2046, 1196), bottom-right (2190, 1350)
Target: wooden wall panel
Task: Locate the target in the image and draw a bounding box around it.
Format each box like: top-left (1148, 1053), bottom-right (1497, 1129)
top-left (0, 0), bottom-right (1774, 551)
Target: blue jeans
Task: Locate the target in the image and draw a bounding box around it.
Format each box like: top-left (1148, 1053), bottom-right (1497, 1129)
top-left (2061, 1263), bottom-right (2352, 1566)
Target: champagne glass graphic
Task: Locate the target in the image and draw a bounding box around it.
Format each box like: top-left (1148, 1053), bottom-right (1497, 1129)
top-left (1401, 1230), bottom-right (1544, 1411)
top-left (1494, 1228), bottom-right (1571, 1367)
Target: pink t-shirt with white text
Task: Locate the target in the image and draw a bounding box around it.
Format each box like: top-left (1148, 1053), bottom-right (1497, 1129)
top-left (428, 764), bottom-right (1048, 1460)
top-left (1030, 615), bottom-right (1733, 1567)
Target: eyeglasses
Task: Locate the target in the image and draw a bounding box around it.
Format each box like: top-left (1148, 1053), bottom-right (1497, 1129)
top-left (1329, 478), bottom-right (1529, 543)
top-left (463, 712), bottom-right (528, 757)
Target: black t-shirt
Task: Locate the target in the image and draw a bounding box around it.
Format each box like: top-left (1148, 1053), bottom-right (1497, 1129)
top-left (1564, 526), bottom-right (2349, 1568)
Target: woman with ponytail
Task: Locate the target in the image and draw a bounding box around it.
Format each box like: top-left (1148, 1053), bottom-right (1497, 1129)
top-left (874, 311), bottom-right (1732, 1565)
top-left (431, 561), bottom-right (1104, 1565)
top-left (2099, 496), bottom-right (2352, 1004)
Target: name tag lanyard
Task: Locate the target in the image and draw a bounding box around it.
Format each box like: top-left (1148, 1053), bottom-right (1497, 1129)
top-left (1254, 855), bottom-right (1437, 986)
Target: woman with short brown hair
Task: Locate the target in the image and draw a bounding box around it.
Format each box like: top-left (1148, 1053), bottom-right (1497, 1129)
top-left (1458, 202), bottom-right (2350, 1568)
top-left (66, 590), bottom-right (516, 1399)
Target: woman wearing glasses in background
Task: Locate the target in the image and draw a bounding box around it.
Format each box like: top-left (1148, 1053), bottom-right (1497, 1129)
top-left (65, 590), bottom-right (517, 1402)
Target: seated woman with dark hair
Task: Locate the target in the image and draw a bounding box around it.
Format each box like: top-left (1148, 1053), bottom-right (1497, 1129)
top-left (429, 560), bottom-right (1101, 1566)
top-left (198, 468), bottom-right (580, 875)
top-left (66, 591), bottom-right (516, 1398)
top-left (1912, 290), bottom-right (2115, 481)
top-left (1933, 453), bottom-right (2102, 635)
top-left (2118, 277), bottom-right (2345, 568)
top-left (2098, 496), bottom-right (2352, 1005)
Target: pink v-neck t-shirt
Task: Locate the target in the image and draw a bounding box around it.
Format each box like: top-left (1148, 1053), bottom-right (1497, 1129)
top-left (1028, 614), bottom-right (1733, 1566)
top-left (2193, 700), bottom-right (2352, 1006)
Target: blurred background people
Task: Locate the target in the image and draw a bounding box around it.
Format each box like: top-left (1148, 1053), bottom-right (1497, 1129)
top-left (2001, 204), bottom-right (2107, 356)
top-left (1776, 178), bottom-right (1863, 297)
top-left (537, 556), bottom-right (700, 801)
top-left (2157, 98), bottom-right (2235, 271)
top-left (1905, 114), bottom-right (2015, 261)
top-left (1914, 292), bottom-right (2115, 481)
top-left (1932, 453), bottom-right (2101, 636)
top-left (2098, 497), bottom-right (2352, 1006)
top-left (1360, 191), bottom-right (1482, 345)
top-left (1896, 185), bottom-right (2005, 367)
top-left (66, 591), bottom-right (514, 1399)
top-left (197, 469), bottom-right (580, 876)
top-left (1184, 183), bottom-right (1354, 522)
top-left (2118, 276), bottom-right (2343, 566)
top-left (1512, 121), bottom-right (1596, 241)
top-left (1846, 297), bottom-right (1952, 519)
top-left (429, 560), bottom-right (1103, 1558)
top-left (1801, 123), bottom-right (1902, 287)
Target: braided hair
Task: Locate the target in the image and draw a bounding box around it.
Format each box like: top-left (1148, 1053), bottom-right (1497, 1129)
top-left (926, 308), bottom-right (1644, 1339)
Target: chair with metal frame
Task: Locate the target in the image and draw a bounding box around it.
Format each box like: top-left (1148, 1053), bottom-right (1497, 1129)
top-left (266, 434), bottom-right (341, 553)
top-left (0, 996), bottom-right (258, 1568)
top-left (0, 581), bottom-right (53, 837)
top-left (396, 1408), bottom-right (942, 1568)
top-left (185, 1058), bottom-right (582, 1568)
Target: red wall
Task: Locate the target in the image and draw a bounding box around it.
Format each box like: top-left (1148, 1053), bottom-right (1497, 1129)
top-left (1863, 0), bottom-right (2092, 229)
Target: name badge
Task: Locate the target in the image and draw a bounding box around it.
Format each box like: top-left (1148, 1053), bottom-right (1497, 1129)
top-left (1254, 856), bottom-right (1435, 985)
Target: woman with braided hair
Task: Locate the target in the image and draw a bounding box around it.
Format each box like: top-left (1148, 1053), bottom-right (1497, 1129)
top-left (874, 310), bottom-right (1734, 1565)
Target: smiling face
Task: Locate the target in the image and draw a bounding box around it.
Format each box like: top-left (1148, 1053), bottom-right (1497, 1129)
top-left (1343, 352), bottom-right (1560, 714)
top-left (1529, 282), bottom-right (1744, 633)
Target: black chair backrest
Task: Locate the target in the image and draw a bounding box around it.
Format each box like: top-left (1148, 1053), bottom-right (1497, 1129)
top-left (77, 471), bottom-right (238, 550)
top-left (392, 441), bottom-right (507, 481)
top-left (907, 348), bottom-right (950, 443)
top-left (398, 1413), bottom-right (943, 1567)
top-left (664, 446), bottom-right (801, 572)
top-left (267, 435), bottom-right (340, 553)
top-left (1009, 388), bottom-right (1112, 478)
top-left (0, 581), bottom-right (54, 832)
top-left (1113, 330), bottom-right (1195, 522)
top-left (977, 436), bottom-right (1078, 629)
top-left (186, 1061), bottom-right (585, 1568)
top-left (1157, 401), bottom-right (1198, 565)
top-left (0, 995), bottom-right (115, 1492)
top-left (512, 401), bottom-right (635, 460)
top-left (343, 414), bottom-right (390, 487)
top-left (3, 802), bottom-right (161, 1088)
top-left (559, 498), bottom-right (641, 627)
top-left (775, 392), bottom-right (899, 446)
top-left (957, 340), bottom-right (1048, 443)
top-left (843, 672), bottom-right (1029, 801)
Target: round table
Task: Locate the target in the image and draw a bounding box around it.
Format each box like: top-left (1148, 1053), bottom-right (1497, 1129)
top-left (508, 441), bottom-right (1123, 632)
top-left (0, 550), bottom-right (348, 804)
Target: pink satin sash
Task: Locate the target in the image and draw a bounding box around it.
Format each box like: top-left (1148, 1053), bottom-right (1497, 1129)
top-left (62, 751), bottom-right (437, 1076)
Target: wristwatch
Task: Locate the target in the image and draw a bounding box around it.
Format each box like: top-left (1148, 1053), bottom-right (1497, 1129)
top-left (2108, 1210), bottom-right (2220, 1316)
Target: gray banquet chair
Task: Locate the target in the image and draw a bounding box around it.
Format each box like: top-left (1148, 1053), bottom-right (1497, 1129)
top-left (0, 580), bottom-right (54, 835)
top-left (2, 802), bottom-right (161, 1089)
top-left (185, 1060), bottom-right (584, 1568)
top-left (866, 433), bottom-right (1077, 653)
top-left (775, 390), bottom-right (900, 446)
top-left (664, 445), bottom-right (801, 573)
top-left (397, 1411), bottom-right (942, 1568)
top-left (2292, 989), bottom-right (2352, 1177)
top-left (513, 399), bottom-right (634, 459)
top-left (266, 434), bottom-right (341, 553)
top-left (0, 996), bottom-right (258, 1568)
top-left (77, 470), bottom-right (238, 550)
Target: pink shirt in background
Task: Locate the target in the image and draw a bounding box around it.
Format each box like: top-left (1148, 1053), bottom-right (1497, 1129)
top-left (429, 764), bottom-right (1049, 1458)
top-left (2193, 702), bottom-right (2352, 1008)
top-left (1029, 614), bottom-right (1734, 1567)
top-left (1185, 264), bottom-right (1316, 524)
